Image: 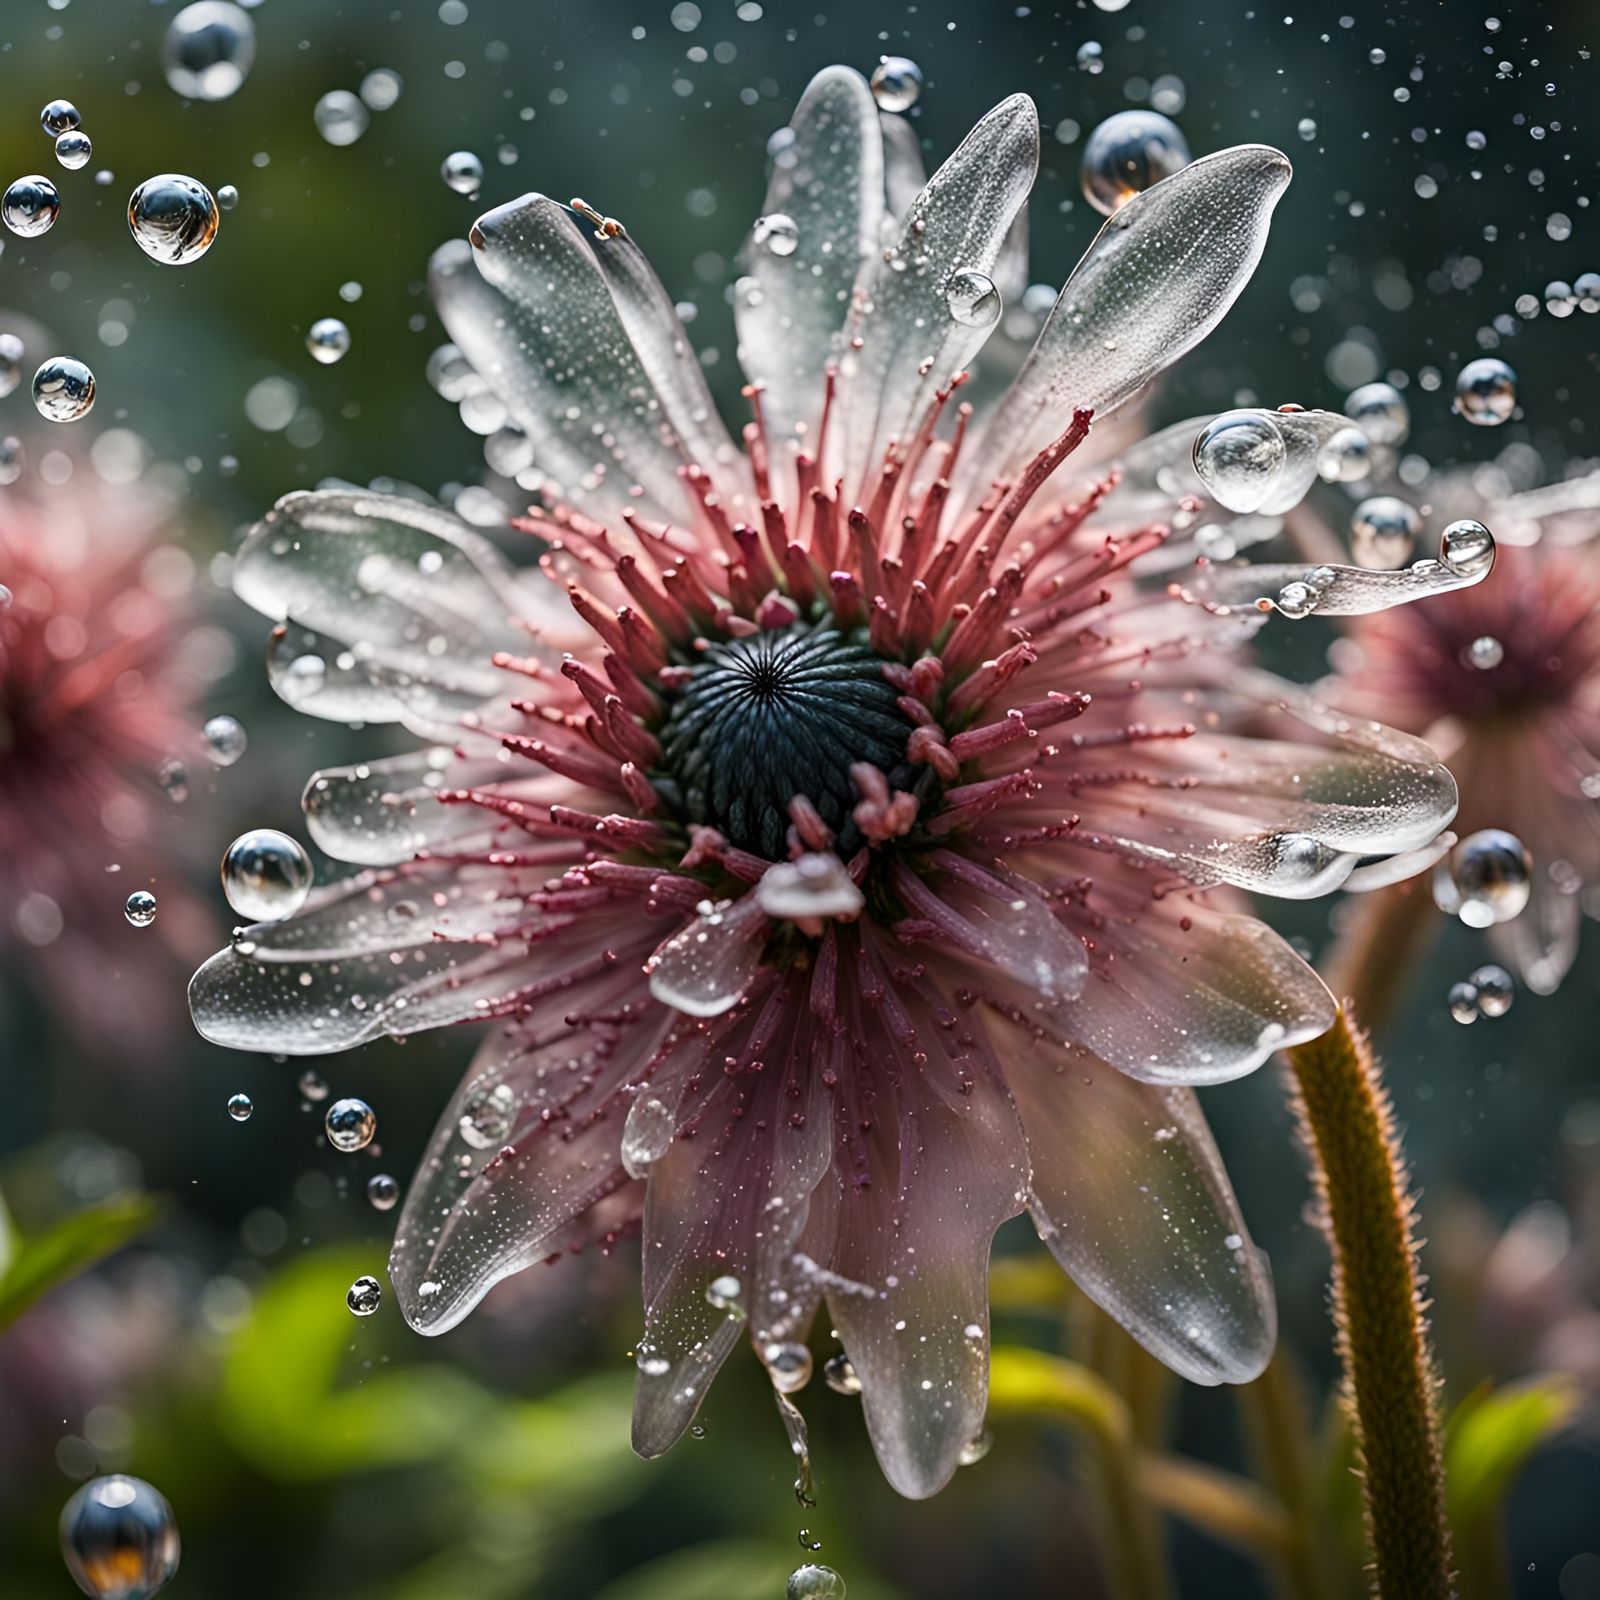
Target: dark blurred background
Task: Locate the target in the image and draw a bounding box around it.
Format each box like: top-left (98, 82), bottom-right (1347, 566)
top-left (1, 1), bottom-right (1597, 1596)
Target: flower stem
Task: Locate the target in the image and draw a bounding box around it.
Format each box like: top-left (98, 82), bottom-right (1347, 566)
top-left (1285, 1007), bottom-right (1454, 1599)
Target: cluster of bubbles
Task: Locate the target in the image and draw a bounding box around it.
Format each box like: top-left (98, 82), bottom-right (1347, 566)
top-left (42, 97), bottom-right (92, 171)
top-left (1080, 109), bottom-right (1191, 216)
top-left (59, 1475), bottom-right (180, 1600)
top-left (1433, 829), bottom-right (1532, 928)
top-left (1447, 964), bottom-right (1515, 1026)
top-left (220, 828), bottom-right (313, 922)
top-left (315, 70), bottom-right (404, 148)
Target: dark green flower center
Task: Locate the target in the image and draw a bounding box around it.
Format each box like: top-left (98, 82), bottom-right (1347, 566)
top-left (653, 624), bottom-right (917, 859)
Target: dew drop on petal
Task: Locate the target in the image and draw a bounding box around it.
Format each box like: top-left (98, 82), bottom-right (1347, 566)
top-left (3, 176), bottom-right (61, 237)
top-left (944, 267), bottom-right (1002, 331)
top-left (346, 1275), bottom-right (383, 1316)
top-left (763, 1341), bottom-right (814, 1394)
top-left (163, 1), bottom-right (256, 102)
top-left (645, 897), bottom-right (767, 1018)
top-left (1470, 964), bottom-right (1514, 1017)
top-left (1433, 829), bottom-right (1532, 928)
top-left (202, 713), bottom-right (247, 766)
top-left (314, 89), bottom-right (370, 147)
top-left (128, 174), bottom-right (220, 265)
top-left (1350, 495), bottom-right (1420, 568)
top-left (823, 1353), bottom-right (861, 1395)
top-left (59, 1476), bottom-right (180, 1600)
top-left (787, 1565), bottom-right (846, 1600)
top-left (367, 1173), bottom-right (400, 1211)
top-left (756, 853), bottom-right (863, 922)
top-left (705, 1274), bottom-right (746, 1317)
top-left (221, 828), bottom-right (312, 922)
top-left (1191, 410), bottom-right (1286, 514)
top-left (226, 1092), bottom-right (253, 1121)
top-left (440, 150), bottom-right (483, 196)
top-left (123, 890), bottom-right (157, 928)
top-left (40, 98), bottom-right (81, 135)
top-left (1453, 357), bottom-right (1516, 426)
top-left (1439, 518), bottom-right (1495, 579)
top-left (55, 131), bottom-right (93, 172)
top-left (1447, 981), bottom-right (1480, 1025)
top-left (958, 1429), bottom-right (994, 1467)
top-left (753, 211), bottom-right (799, 257)
top-left (32, 357), bottom-right (95, 422)
top-left (305, 317), bottom-right (351, 365)
top-left (1080, 110), bottom-right (1191, 217)
top-left (869, 54), bottom-right (922, 112)
top-left (456, 1080), bottom-right (516, 1149)
top-left (620, 1094), bottom-right (675, 1178)
top-left (325, 1097), bottom-right (377, 1153)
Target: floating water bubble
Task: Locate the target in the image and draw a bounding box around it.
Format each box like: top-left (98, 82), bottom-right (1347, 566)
top-left (958, 1429), bottom-right (994, 1466)
top-left (3, 175), bottom-right (61, 237)
top-left (1471, 963), bottom-right (1514, 1017)
top-left (40, 98), bottom-right (81, 135)
top-left (1576, 272), bottom-right (1600, 311)
top-left (220, 828), bottom-right (313, 922)
top-left (33, 357), bottom-right (96, 422)
top-left (1453, 358), bottom-right (1516, 426)
top-left (59, 1476), bottom-right (180, 1600)
top-left (1466, 129), bottom-right (1487, 151)
top-left (1191, 410), bottom-right (1286, 514)
top-left (762, 1341), bottom-right (814, 1394)
top-left (1441, 518), bottom-right (1495, 577)
top-left (1465, 635), bottom-right (1504, 671)
top-left (1434, 829), bottom-right (1532, 928)
top-left (823, 1353), bottom-right (862, 1395)
top-left (346, 1275), bottom-right (382, 1316)
top-left (163, 2), bottom-right (256, 102)
top-left (1080, 109), bottom-right (1191, 217)
top-left (1076, 40), bottom-right (1104, 74)
top-left (1447, 980), bottom-right (1480, 1025)
top-left (0, 333), bottom-right (22, 398)
top-left (1544, 279), bottom-right (1576, 318)
top-left (440, 150), bottom-right (483, 196)
top-left (123, 890), bottom-right (157, 928)
top-left (359, 69), bottom-right (403, 111)
top-left (227, 1092), bottom-right (253, 1121)
top-left (128, 174), bottom-right (220, 265)
top-left (1345, 380), bottom-right (1409, 446)
top-left (705, 1274), bottom-right (745, 1315)
top-left (338, 280), bottom-right (363, 303)
top-left (1316, 425), bottom-right (1371, 484)
top-left (1350, 496), bottom-right (1420, 569)
top-left (216, 183), bottom-right (239, 210)
top-left (305, 317), bottom-right (351, 365)
top-left (314, 89), bottom-right (370, 147)
top-left (157, 757), bottom-right (188, 802)
top-left (787, 1565), bottom-right (846, 1600)
top-left (0, 436), bottom-right (24, 485)
top-left (457, 1080), bottom-right (516, 1149)
top-left (753, 211), bottom-right (800, 257)
top-left (201, 713), bottom-right (247, 766)
top-left (944, 267), bottom-right (1001, 331)
top-left (869, 54), bottom-right (922, 112)
top-left (1297, 116), bottom-right (1317, 141)
top-left (620, 1094), bottom-right (675, 1178)
top-left (55, 131), bottom-right (93, 172)
top-left (325, 1097), bottom-right (377, 1153)
top-left (298, 1069), bottom-right (329, 1102)
top-left (367, 1173), bottom-right (400, 1211)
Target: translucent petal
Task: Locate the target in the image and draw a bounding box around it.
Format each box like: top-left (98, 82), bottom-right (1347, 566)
top-left (978, 145), bottom-right (1291, 494)
top-left (1342, 832), bottom-right (1456, 893)
top-left (431, 198), bottom-right (693, 523)
top-left (232, 489), bottom-right (557, 729)
top-left (1001, 1025), bottom-right (1276, 1385)
top-left (734, 66), bottom-right (884, 441)
top-left (390, 992), bottom-right (672, 1335)
top-left (645, 894), bottom-right (769, 1018)
top-left (838, 94), bottom-right (1039, 498)
top-left (879, 110), bottom-right (927, 224)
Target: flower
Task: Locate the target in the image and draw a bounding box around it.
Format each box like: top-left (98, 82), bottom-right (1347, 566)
top-left (1324, 469), bottom-right (1600, 994)
top-left (190, 67), bottom-right (1460, 1497)
top-left (0, 448), bottom-right (213, 1054)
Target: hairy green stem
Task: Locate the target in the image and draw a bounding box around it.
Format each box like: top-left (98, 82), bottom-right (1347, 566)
top-left (1285, 1007), bottom-right (1454, 1599)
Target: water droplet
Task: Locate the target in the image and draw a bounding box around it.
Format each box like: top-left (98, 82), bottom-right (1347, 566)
top-left (457, 1080), bottom-right (516, 1149)
top-left (163, 2), bottom-right (256, 102)
top-left (3, 175), bottom-right (61, 237)
top-left (298, 1069), bottom-right (329, 1102)
top-left (762, 1341), bottom-right (814, 1394)
top-left (1466, 129), bottom-right (1487, 151)
top-left (787, 1565), bottom-right (846, 1600)
top-left (440, 150), bottom-right (483, 196)
top-left (305, 317), bottom-right (351, 365)
top-left (1345, 381), bottom-right (1410, 446)
top-left (221, 828), bottom-right (312, 922)
top-left (1076, 40), bottom-right (1105, 74)
top-left (1297, 116), bottom-right (1317, 141)
top-left (202, 713), bottom-right (247, 766)
top-left (40, 98), bottom-right (81, 136)
top-left (346, 1274), bottom-right (382, 1316)
top-left (227, 1092), bottom-right (253, 1121)
top-left (869, 54), bottom-right (922, 113)
top-left (944, 267), bottom-right (1001, 331)
top-left (646, 896), bottom-right (767, 1018)
top-left (157, 758), bottom-right (188, 802)
top-left (1080, 110), bottom-right (1191, 217)
top-left (128, 174), bottom-right (219, 265)
top-left (823, 1353), bottom-right (862, 1395)
top-left (325, 1097), bottom-right (377, 1153)
top-left (1350, 496), bottom-right (1420, 568)
top-left (620, 1094), bottom-right (675, 1178)
top-left (1453, 358), bottom-right (1516, 426)
top-left (32, 357), bottom-right (95, 422)
top-left (0, 334), bottom-right (24, 399)
top-left (59, 1476), bottom-right (180, 1600)
top-left (0, 437), bottom-right (22, 485)
top-left (958, 1429), bottom-right (993, 1466)
top-left (753, 212), bottom-right (800, 257)
top-left (367, 1173), bottom-right (400, 1211)
top-left (216, 183), bottom-right (239, 210)
top-left (1316, 425), bottom-right (1371, 484)
top-left (1274, 581), bottom-right (1317, 620)
top-left (1440, 518), bottom-right (1495, 578)
top-left (55, 131), bottom-right (93, 172)
top-left (1191, 411), bottom-right (1286, 514)
top-left (798, 1528), bottom-right (822, 1552)
top-left (1447, 980), bottom-right (1480, 1025)
top-left (314, 89), bottom-right (370, 147)
top-left (756, 853), bottom-right (864, 922)
top-left (124, 890), bottom-right (157, 928)
top-left (1434, 829), bottom-right (1532, 928)
top-left (706, 1274), bottom-right (746, 1317)
top-left (1470, 963), bottom-right (1514, 1018)
top-left (359, 69), bottom-right (404, 112)
top-left (1464, 635), bottom-right (1503, 671)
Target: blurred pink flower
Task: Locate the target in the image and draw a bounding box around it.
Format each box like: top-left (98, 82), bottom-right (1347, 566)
top-left (192, 70), bottom-right (1460, 1494)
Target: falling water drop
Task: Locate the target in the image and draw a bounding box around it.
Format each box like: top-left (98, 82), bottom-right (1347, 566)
top-left (1470, 964), bottom-right (1514, 1018)
top-left (59, 1476), bottom-right (180, 1600)
top-left (162, 2), bottom-right (256, 102)
top-left (366, 1173), bottom-right (400, 1211)
top-left (55, 132), bottom-right (93, 172)
top-left (620, 1095), bottom-right (675, 1178)
top-left (123, 891), bottom-right (157, 928)
top-left (0, 437), bottom-right (22, 485)
top-left (762, 1341), bottom-right (815, 1395)
top-left (753, 212), bottom-right (800, 257)
top-left (1453, 358), bottom-right (1516, 426)
top-left (440, 150), bottom-right (484, 196)
top-left (346, 1275), bottom-right (383, 1316)
top-left (32, 358), bottom-right (96, 422)
top-left (202, 713), bottom-right (248, 766)
top-left (823, 1353), bottom-right (862, 1395)
top-left (1350, 496), bottom-right (1420, 568)
top-left (40, 98), bottom-right (81, 135)
top-left (869, 55), bottom-right (923, 112)
top-left (3, 175), bottom-right (62, 237)
top-left (325, 1097), bottom-right (377, 1153)
top-left (944, 267), bottom-right (1002, 330)
top-left (1433, 829), bottom-right (1532, 928)
top-left (221, 828), bottom-right (312, 921)
top-left (1080, 110), bottom-right (1191, 216)
top-left (227, 1092), bottom-right (253, 1122)
top-left (787, 1565), bottom-right (846, 1600)
top-left (305, 317), bottom-right (352, 365)
top-left (128, 175), bottom-right (220, 265)
top-left (216, 183), bottom-right (239, 210)
top-left (314, 89), bottom-right (370, 147)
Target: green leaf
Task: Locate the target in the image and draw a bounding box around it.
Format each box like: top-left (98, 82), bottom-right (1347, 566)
top-left (0, 1192), bottom-right (161, 1331)
top-left (1445, 1376), bottom-right (1580, 1537)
